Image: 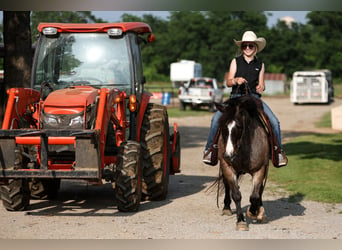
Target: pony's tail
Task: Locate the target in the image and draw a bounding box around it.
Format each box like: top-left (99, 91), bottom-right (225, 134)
top-left (205, 168), bottom-right (224, 208)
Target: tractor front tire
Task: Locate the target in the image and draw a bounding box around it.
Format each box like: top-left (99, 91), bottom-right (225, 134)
top-left (115, 141), bottom-right (142, 212)
top-left (0, 179), bottom-right (30, 211)
top-left (0, 146), bottom-right (30, 211)
top-left (141, 103), bottom-right (170, 201)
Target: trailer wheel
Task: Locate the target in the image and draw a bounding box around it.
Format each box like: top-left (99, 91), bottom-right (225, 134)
top-left (115, 141), bottom-right (142, 212)
top-left (29, 178), bottom-right (61, 199)
top-left (141, 103), bottom-right (170, 201)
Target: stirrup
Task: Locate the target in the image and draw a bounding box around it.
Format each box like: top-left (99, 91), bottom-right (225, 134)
top-left (277, 151), bottom-right (288, 167)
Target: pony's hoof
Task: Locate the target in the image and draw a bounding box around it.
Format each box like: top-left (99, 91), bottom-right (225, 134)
top-left (247, 206), bottom-right (267, 223)
top-left (222, 208), bottom-right (233, 216)
top-left (246, 206), bottom-right (257, 220)
top-left (236, 221), bottom-right (249, 231)
top-left (257, 207), bottom-right (267, 223)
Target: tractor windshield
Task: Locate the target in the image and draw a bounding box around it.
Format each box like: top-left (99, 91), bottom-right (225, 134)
top-left (33, 33), bottom-right (131, 92)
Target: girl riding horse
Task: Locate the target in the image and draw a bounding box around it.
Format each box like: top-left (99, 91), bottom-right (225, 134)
top-left (203, 31), bottom-right (287, 168)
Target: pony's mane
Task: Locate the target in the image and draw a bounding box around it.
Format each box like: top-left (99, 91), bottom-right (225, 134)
top-left (219, 96), bottom-right (259, 126)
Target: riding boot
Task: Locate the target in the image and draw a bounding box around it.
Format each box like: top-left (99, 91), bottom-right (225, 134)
top-left (203, 127), bottom-right (220, 166)
top-left (203, 150), bottom-right (213, 164)
top-left (203, 144), bottom-right (218, 166)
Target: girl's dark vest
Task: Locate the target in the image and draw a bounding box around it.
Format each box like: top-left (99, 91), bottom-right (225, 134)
top-left (231, 55), bottom-right (263, 95)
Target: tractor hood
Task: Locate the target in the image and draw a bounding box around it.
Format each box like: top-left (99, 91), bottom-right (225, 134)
top-left (43, 86), bottom-right (98, 114)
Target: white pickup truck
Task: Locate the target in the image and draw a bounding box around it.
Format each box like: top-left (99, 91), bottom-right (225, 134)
top-left (178, 77), bottom-right (223, 111)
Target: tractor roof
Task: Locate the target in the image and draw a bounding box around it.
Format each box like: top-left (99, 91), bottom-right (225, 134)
top-left (37, 22), bottom-right (152, 34)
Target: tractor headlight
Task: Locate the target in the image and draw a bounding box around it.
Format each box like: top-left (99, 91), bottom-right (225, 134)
top-left (69, 115), bottom-right (83, 128)
top-left (42, 114), bottom-right (58, 127)
top-left (41, 111), bottom-right (84, 129)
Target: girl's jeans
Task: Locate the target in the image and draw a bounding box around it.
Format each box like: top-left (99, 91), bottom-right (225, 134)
top-left (205, 94), bottom-right (282, 151)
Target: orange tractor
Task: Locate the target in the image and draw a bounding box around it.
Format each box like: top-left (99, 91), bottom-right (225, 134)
top-left (0, 22), bottom-right (181, 212)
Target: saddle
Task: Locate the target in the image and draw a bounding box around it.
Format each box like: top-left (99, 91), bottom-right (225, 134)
top-left (251, 96), bottom-right (283, 167)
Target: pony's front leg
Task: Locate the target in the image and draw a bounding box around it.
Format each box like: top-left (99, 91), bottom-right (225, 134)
top-left (222, 177), bottom-right (233, 216)
top-left (247, 168), bottom-right (268, 223)
top-left (221, 166), bottom-right (248, 231)
top-left (231, 180), bottom-right (248, 230)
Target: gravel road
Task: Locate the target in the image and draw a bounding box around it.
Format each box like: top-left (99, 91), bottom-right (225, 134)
top-left (0, 97), bottom-right (341, 239)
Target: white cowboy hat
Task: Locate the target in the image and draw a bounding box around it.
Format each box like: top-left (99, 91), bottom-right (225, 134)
top-left (234, 31), bottom-right (266, 53)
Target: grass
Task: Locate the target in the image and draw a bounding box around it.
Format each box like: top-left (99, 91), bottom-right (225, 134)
top-left (269, 99), bottom-right (342, 204)
top-left (334, 82), bottom-right (342, 98)
top-left (167, 107), bottom-right (214, 118)
top-left (268, 133), bottom-right (342, 204)
top-left (315, 112), bottom-right (331, 128)
top-left (314, 82), bottom-right (342, 128)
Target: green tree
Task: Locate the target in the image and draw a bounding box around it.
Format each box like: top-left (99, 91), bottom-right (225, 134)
top-left (305, 11), bottom-right (342, 77)
top-left (1, 11), bottom-right (32, 123)
top-left (204, 11), bottom-right (268, 81)
top-left (122, 13), bottom-right (171, 82)
top-left (264, 21), bottom-right (307, 76)
top-left (167, 11), bottom-right (208, 61)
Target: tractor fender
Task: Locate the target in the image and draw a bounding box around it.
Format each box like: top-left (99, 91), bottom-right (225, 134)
top-left (170, 123), bottom-right (181, 174)
top-left (2, 88), bottom-right (40, 130)
top-left (136, 91), bottom-right (152, 141)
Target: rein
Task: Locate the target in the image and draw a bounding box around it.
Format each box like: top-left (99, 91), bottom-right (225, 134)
top-left (232, 78), bottom-right (253, 96)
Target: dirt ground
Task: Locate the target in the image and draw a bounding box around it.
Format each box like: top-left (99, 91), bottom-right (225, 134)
top-left (0, 96), bottom-right (341, 239)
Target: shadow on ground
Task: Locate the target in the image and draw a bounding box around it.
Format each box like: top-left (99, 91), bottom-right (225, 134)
top-left (222, 193), bottom-right (306, 225)
top-left (25, 174), bottom-right (216, 217)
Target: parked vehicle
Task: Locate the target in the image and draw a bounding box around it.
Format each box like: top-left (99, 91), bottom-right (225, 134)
top-left (170, 60), bottom-right (202, 88)
top-left (0, 22), bottom-right (181, 212)
top-left (178, 77), bottom-right (223, 112)
top-left (290, 70), bottom-right (334, 104)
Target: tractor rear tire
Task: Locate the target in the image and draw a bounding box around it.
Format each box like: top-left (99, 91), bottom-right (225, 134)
top-left (141, 103), bottom-right (170, 201)
top-left (29, 178), bottom-right (61, 199)
top-left (115, 141), bottom-right (142, 212)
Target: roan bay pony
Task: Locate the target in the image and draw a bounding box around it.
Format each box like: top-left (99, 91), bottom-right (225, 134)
top-left (215, 95), bottom-right (269, 231)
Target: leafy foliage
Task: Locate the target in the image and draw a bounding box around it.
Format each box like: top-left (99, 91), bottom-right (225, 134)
top-left (121, 11), bottom-right (342, 82)
top-left (2, 11), bottom-right (342, 81)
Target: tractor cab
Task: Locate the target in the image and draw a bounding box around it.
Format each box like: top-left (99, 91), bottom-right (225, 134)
top-left (32, 23), bottom-right (155, 98)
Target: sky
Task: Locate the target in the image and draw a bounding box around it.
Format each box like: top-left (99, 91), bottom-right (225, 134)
top-left (0, 11), bottom-right (309, 27)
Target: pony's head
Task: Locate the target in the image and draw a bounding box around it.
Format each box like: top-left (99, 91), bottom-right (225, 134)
top-left (216, 96), bottom-right (259, 161)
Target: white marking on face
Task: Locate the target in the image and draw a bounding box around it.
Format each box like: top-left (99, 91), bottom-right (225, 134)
top-left (225, 121), bottom-right (236, 157)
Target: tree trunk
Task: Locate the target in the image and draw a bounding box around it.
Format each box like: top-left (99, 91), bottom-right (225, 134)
top-left (0, 11), bottom-right (32, 126)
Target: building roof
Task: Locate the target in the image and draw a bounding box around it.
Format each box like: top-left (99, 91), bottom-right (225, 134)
top-left (264, 73), bottom-right (287, 81)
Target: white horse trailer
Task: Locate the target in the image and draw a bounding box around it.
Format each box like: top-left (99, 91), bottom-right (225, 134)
top-left (170, 60), bottom-right (202, 88)
top-left (290, 70), bottom-right (334, 104)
